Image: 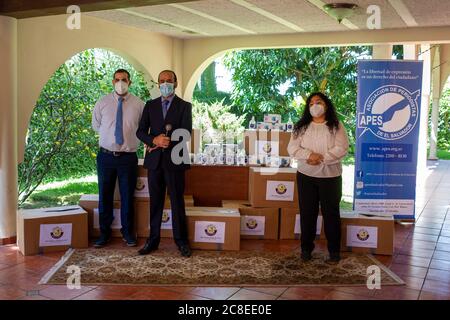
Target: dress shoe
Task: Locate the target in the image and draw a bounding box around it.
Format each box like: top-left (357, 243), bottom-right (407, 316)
top-left (138, 241), bottom-right (158, 255)
top-left (179, 245), bottom-right (192, 257)
top-left (301, 251), bottom-right (312, 262)
top-left (93, 234), bottom-right (110, 248)
top-left (325, 253), bottom-right (341, 264)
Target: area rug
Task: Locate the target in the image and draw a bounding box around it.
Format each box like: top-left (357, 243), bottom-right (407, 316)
top-left (39, 248), bottom-right (404, 286)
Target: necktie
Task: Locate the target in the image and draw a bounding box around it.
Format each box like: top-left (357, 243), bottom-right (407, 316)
top-left (115, 97), bottom-right (124, 145)
top-left (162, 100), bottom-right (169, 119)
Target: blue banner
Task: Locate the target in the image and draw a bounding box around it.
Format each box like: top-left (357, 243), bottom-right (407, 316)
top-left (353, 60), bottom-right (423, 220)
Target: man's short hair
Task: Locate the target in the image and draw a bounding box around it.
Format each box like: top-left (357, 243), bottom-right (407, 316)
top-left (113, 69), bottom-right (131, 81)
top-left (158, 70), bottom-right (177, 82)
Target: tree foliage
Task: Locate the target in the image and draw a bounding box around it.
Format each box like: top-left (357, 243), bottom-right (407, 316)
top-left (223, 46), bottom-right (372, 153)
top-left (18, 49), bottom-right (152, 206)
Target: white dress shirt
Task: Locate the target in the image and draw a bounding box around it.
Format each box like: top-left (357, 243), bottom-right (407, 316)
top-left (92, 92), bottom-right (145, 152)
top-left (287, 121), bottom-right (349, 178)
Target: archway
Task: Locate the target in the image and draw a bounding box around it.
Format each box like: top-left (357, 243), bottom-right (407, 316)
top-left (18, 48), bottom-right (153, 208)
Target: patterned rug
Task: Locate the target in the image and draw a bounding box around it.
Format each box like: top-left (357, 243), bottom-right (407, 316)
top-left (40, 248), bottom-right (404, 286)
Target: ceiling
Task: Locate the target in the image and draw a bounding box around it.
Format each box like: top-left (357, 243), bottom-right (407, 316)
top-left (84, 0), bottom-right (450, 39)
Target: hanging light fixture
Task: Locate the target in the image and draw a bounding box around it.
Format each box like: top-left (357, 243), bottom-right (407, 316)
top-left (323, 3), bottom-right (359, 24)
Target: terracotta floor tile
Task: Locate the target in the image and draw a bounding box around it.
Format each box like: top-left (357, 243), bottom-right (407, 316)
top-left (388, 263), bottom-right (428, 279)
top-left (440, 230), bottom-right (450, 237)
top-left (325, 290), bottom-right (374, 300)
top-left (372, 286), bottom-right (420, 300)
top-left (432, 250), bottom-right (450, 261)
top-left (279, 287), bottom-right (334, 300)
top-left (333, 286), bottom-right (376, 298)
top-left (39, 284), bottom-right (95, 300)
top-left (408, 233), bottom-right (438, 243)
top-left (188, 287), bottom-right (240, 300)
top-left (126, 288), bottom-right (188, 300)
top-left (429, 259), bottom-right (450, 271)
top-left (426, 268), bottom-right (450, 283)
top-left (17, 294), bottom-right (52, 300)
top-left (411, 227), bottom-right (441, 236)
top-left (73, 288), bottom-right (132, 300)
top-left (436, 243), bottom-right (450, 252)
top-left (0, 285), bottom-right (27, 299)
top-left (422, 279), bottom-right (450, 295)
top-left (419, 291), bottom-right (450, 300)
top-left (393, 254), bottom-right (431, 268)
top-left (438, 236), bottom-right (450, 244)
top-left (402, 240), bottom-right (436, 250)
top-left (401, 276), bottom-right (425, 290)
top-left (228, 288), bottom-right (277, 300)
top-left (398, 248), bottom-right (434, 259)
top-left (242, 287), bottom-right (287, 297)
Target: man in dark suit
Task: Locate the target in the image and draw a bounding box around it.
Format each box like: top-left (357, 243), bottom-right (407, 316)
top-left (136, 70), bottom-right (192, 257)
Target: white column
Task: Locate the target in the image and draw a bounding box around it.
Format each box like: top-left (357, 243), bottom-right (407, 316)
top-left (172, 38), bottom-right (184, 98)
top-left (0, 16), bottom-right (18, 240)
top-left (372, 44), bottom-right (393, 59)
top-left (403, 44), bottom-right (418, 60)
top-left (429, 45), bottom-right (441, 160)
top-left (417, 45), bottom-right (431, 174)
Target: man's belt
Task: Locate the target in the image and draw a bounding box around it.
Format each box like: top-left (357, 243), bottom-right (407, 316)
top-left (100, 147), bottom-right (136, 157)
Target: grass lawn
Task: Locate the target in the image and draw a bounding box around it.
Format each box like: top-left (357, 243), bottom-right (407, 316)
top-left (437, 149), bottom-right (450, 160)
top-left (21, 176), bottom-right (98, 209)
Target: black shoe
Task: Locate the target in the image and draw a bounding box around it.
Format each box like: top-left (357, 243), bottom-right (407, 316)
top-left (301, 251), bottom-right (312, 262)
top-left (179, 245), bottom-right (192, 257)
top-left (325, 253), bottom-right (341, 264)
top-left (94, 234), bottom-right (110, 248)
top-left (138, 241), bottom-right (158, 255)
top-left (122, 234), bottom-right (137, 247)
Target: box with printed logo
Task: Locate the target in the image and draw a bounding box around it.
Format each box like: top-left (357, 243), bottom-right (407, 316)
top-left (79, 194), bottom-right (128, 238)
top-left (134, 195), bottom-right (195, 238)
top-left (244, 129), bottom-right (291, 157)
top-left (279, 208), bottom-right (324, 240)
top-left (17, 205), bottom-right (88, 256)
top-left (222, 200), bottom-right (279, 240)
top-left (186, 207), bottom-right (240, 251)
top-left (340, 211), bottom-right (394, 255)
top-left (248, 167), bottom-right (298, 208)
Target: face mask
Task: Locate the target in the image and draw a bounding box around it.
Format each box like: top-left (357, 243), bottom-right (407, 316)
top-left (310, 103), bottom-right (325, 118)
top-left (160, 82), bottom-right (175, 97)
top-left (114, 80), bottom-right (129, 95)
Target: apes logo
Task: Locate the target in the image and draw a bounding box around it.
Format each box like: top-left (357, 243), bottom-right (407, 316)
top-left (358, 85), bottom-right (420, 140)
top-left (357, 229), bottom-right (370, 241)
top-left (50, 226), bottom-right (64, 239)
top-left (275, 183), bottom-right (287, 195)
top-left (135, 179), bottom-right (146, 191)
top-left (162, 210), bottom-right (171, 224)
top-left (246, 218), bottom-right (258, 230)
top-left (205, 224), bottom-right (217, 236)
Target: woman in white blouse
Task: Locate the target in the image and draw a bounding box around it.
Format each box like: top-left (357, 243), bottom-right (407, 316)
top-left (287, 92), bottom-right (349, 263)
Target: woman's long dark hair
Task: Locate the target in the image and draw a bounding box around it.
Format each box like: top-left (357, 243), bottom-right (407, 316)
top-left (293, 92), bottom-right (340, 138)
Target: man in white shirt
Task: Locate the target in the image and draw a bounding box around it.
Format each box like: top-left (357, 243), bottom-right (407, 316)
top-left (92, 69), bottom-right (145, 247)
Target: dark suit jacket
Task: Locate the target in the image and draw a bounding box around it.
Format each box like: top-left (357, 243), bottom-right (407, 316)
top-left (136, 95), bottom-right (192, 171)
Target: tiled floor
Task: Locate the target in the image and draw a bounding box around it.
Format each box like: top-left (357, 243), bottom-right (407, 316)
top-left (1, 160), bottom-right (449, 300)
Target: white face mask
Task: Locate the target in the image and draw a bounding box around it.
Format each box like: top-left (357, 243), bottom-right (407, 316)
top-left (115, 80), bottom-right (129, 95)
top-left (310, 103), bottom-right (325, 118)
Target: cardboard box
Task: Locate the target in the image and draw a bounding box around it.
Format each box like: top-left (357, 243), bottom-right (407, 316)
top-left (79, 194), bottom-right (127, 237)
top-left (249, 167), bottom-right (298, 208)
top-left (186, 207), bottom-right (240, 251)
top-left (340, 211), bottom-right (394, 255)
top-left (17, 205), bottom-right (88, 256)
top-left (244, 129), bottom-right (291, 157)
top-left (279, 208), bottom-right (324, 240)
top-left (135, 195), bottom-right (195, 238)
top-left (222, 200), bottom-right (279, 240)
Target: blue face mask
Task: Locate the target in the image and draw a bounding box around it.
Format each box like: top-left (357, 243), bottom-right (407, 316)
top-left (160, 82), bottom-right (175, 97)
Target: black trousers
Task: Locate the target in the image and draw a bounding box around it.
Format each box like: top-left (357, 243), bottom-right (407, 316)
top-left (97, 151), bottom-right (137, 237)
top-left (296, 171), bottom-right (342, 254)
top-left (147, 164), bottom-right (188, 248)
